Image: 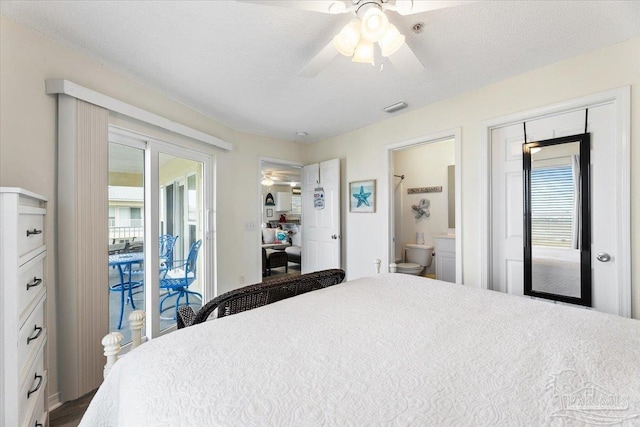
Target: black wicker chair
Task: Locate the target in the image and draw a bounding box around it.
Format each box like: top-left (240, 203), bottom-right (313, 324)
top-left (177, 269), bottom-right (345, 328)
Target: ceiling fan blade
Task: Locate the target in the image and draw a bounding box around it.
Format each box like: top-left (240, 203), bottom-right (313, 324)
top-left (386, 42), bottom-right (424, 74)
top-left (237, 0), bottom-right (351, 14)
top-left (389, 0), bottom-right (474, 15)
top-left (299, 40), bottom-right (339, 77)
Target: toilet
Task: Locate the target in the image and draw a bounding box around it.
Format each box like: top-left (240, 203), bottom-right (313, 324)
top-left (396, 244), bottom-right (433, 275)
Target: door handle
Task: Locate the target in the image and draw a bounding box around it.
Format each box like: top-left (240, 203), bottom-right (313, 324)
top-left (331, 234), bottom-right (339, 240)
top-left (596, 252), bottom-right (611, 262)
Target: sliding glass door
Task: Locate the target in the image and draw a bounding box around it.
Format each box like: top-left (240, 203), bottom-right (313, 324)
top-left (108, 142), bottom-right (146, 344)
top-left (108, 129), bottom-right (213, 344)
top-left (158, 153), bottom-right (205, 332)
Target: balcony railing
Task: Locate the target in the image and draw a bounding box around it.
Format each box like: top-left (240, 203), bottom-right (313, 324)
top-left (109, 226), bottom-right (144, 243)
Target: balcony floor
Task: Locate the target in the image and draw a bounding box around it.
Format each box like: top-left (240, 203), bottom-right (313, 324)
top-left (109, 266), bottom-right (202, 345)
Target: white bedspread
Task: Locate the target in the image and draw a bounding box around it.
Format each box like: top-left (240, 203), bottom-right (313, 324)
top-left (81, 274), bottom-right (640, 426)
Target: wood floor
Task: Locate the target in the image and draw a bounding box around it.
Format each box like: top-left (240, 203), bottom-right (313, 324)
top-left (50, 389), bottom-right (96, 427)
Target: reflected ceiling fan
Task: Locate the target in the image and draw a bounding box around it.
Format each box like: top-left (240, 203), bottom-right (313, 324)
top-left (239, 0), bottom-right (472, 77)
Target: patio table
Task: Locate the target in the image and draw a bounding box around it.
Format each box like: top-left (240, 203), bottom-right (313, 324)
top-left (109, 253), bottom-right (145, 329)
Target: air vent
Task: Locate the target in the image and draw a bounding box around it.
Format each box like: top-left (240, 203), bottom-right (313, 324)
top-left (383, 101), bottom-right (408, 113)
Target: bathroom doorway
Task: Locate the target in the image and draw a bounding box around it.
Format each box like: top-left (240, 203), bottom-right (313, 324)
top-left (386, 130), bottom-right (462, 283)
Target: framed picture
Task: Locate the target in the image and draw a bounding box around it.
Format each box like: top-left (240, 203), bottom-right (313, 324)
top-left (266, 208), bottom-right (273, 218)
top-left (349, 180), bottom-right (376, 213)
top-left (265, 192), bottom-right (275, 206)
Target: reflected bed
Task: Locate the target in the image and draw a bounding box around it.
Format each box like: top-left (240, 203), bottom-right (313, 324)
top-left (532, 247), bottom-right (581, 297)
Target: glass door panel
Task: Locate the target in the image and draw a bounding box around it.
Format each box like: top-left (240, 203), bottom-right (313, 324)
top-left (108, 142), bottom-right (145, 345)
top-left (158, 153), bottom-right (204, 331)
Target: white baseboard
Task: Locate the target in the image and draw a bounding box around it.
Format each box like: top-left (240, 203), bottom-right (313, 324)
top-left (49, 392), bottom-right (62, 411)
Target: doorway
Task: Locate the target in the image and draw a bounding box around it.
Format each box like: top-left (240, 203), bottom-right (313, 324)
top-left (108, 128), bottom-right (214, 344)
top-left (386, 129), bottom-right (462, 282)
top-left (258, 158), bottom-right (303, 281)
top-left (484, 87), bottom-right (631, 317)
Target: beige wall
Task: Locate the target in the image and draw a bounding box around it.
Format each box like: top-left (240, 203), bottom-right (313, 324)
top-left (0, 16), bottom-right (304, 403)
top-left (307, 36), bottom-right (640, 320)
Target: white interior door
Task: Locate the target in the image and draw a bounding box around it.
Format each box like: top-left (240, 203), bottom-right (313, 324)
top-left (491, 123), bottom-right (525, 296)
top-left (302, 158), bottom-right (341, 273)
top-left (491, 103), bottom-right (624, 315)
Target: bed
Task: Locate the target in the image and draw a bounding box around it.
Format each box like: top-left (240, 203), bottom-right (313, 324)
top-left (80, 273), bottom-right (640, 426)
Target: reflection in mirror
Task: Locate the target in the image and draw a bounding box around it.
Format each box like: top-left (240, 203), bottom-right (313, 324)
top-left (523, 134), bottom-right (591, 306)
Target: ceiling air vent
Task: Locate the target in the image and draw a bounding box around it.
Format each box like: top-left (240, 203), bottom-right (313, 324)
top-left (383, 101), bottom-right (408, 113)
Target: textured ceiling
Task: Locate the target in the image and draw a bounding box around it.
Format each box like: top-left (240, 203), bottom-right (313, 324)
top-left (2, 1), bottom-right (640, 143)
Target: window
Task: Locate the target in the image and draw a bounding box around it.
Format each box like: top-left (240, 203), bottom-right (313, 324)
top-left (530, 165), bottom-right (574, 247)
top-left (130, 207), bottom-right (142, 227)
top-left (291, 194), bottom-right (302, 215)
top-left (108, 207), bottom-right (115, 227)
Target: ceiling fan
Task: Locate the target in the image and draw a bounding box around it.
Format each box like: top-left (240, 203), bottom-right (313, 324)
top-left (239, 0), bottom-right (472, 77)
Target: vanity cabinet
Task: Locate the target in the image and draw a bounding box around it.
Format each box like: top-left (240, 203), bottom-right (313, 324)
top-left (434, 235), bottom-right (456, 283)
top-left (1, 188), bottom-right (48, 427)
top-left (275, 191), bottom-right (292, 212)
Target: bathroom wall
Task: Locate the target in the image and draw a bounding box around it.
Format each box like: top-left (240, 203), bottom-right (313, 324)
top-left (393, 139), bottom-right (455, 274)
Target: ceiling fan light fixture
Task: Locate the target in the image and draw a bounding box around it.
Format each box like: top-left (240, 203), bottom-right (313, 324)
top-left (360, 7), bottom-right (389, 42)
top-left (379, 23), bottom-right (405, 57)
top-left (261, 175), bottom-right (274, 186)
top-left (333, 20), bottom-right (361, 56)
top-left (352, 40), bottom-right (375, 64)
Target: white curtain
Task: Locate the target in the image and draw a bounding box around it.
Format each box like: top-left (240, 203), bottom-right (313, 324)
top-left (57, 97), bottom-right (110, 401)
top-left (571, 154), bottom-right (581, 249)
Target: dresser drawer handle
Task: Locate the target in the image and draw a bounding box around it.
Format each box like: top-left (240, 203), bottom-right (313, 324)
top-left (27, 325), bottom-right (43, 345)
top-left (27, 277), bottom-right (42, 290)
top-left (27, 373), bottom-right (43, 399)
top-left (26, 228), bottom-right (43, 237)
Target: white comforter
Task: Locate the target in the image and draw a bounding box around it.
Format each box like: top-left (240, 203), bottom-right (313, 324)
top-left (81, 274), bottom-right (640, 426)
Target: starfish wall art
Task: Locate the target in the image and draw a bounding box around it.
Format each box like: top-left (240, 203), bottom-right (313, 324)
top-left (349, 180), bottom-right (376, 213)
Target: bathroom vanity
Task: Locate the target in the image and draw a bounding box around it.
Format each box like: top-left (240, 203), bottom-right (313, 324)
top-left (434, 235), bottom-right (456, 283)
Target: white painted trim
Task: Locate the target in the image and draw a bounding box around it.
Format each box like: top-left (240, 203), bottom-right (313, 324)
top-left (48, 393), bottom-right (61, 412)
top-left (481, 86), bottom-right (631, 316)
top-left (385, 128), bottom-right (463, 283)
top-left (46, 79), bottom-right (233, 151)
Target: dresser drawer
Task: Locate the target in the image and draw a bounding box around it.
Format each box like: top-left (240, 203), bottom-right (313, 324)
top-left (19, 298), bottom-right (46, 384)
top-left (18, 251), bottom-right (46, 324)
top-left (19, 349), bottom-right (47, 427)
top-left (24, 389), bottom-right (47, 427)
top-left (18, 209), bottom-right (45, 259)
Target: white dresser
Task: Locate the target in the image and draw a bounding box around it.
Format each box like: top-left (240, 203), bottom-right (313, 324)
top-left (1, 188), bottom-right (48, 427)
top-left (434, 235), bottom-right (456, 283)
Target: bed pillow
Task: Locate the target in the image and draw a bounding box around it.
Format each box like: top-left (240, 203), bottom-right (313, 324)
top-left (262, 228), bottom-right (276, 244)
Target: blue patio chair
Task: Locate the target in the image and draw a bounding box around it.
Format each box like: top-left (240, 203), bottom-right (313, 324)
top-left (159, 240), bottom-right (203, 320)
top-left (159, 234), bottom-right (178, 272)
